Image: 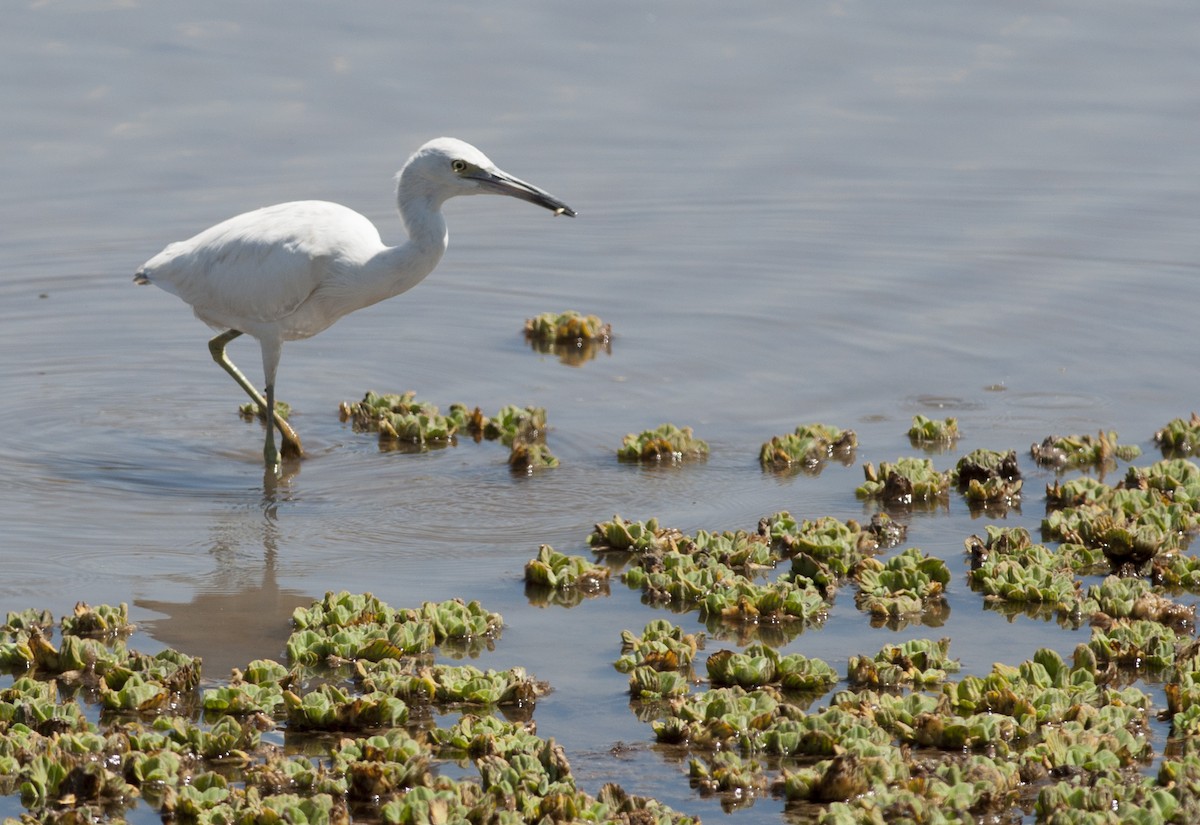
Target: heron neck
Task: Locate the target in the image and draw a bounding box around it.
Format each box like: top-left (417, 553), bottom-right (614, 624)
top-left (361, 194), bottom-right (448, 304)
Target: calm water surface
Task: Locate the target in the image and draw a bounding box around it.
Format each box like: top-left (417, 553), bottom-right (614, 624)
top-left (3, 2), bottom-right (1200, 821)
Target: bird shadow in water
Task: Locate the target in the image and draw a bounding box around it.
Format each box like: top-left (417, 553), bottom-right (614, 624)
top-left (136, 484), bottom-right (313, 679)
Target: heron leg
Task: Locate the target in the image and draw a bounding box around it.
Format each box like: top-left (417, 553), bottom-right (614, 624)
top-left (208, 330), bottom-right (305, 463)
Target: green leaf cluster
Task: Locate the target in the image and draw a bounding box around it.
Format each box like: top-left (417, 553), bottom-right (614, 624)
top-left (759, 423), bottom-right (856, 471)
top-left (617, 423), bottom-right (709, 463)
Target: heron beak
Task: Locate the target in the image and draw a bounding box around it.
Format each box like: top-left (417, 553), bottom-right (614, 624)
top-left (472, 168), bottom-right (577, 217)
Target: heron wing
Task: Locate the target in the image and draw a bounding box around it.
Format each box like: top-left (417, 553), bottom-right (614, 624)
top-left (140, 201), bottom-right (383, 329)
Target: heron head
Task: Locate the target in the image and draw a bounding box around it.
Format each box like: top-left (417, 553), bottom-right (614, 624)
top-left (401, 137), bottom-right (576, 217)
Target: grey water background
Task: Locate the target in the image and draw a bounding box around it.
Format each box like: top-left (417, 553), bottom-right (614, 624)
top-left (3, 2), bottom-right (1199, 820)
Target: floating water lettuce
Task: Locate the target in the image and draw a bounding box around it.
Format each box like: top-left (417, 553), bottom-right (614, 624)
top-left (1083, 576), bottom-right (1195, 629)
top-left (952, 448), bottom-right (1022, 508)
top-left (331, 729), bottom-right (430, 800)
top-left (856, 457), bottom-right (951, 504)
top-left (338, 390), bottom-right (468, 445)
top-left (60, 602), bottom-right (134, 638)
top-left (238, 399), bottom-right (290, 422)
top-left (782, 514), bottom-right (907, 595)
top-left (773, 742), bottom-right (911, 803)
top-left (0, 597), bottom-right (698, 825)
top-left (853, 547), bottom-right (951, 623)
top-left (623, 553), bottom-right (828, 628)
top-left (474, 404), bottom-right (559, 471)
top-left (358, 658), bottom-right (543, 707)
top-left (628, 666), bottom-right (691, 700)
top-left (1030, 429), bottom-right (1141, 469)
top-left (968, 547), bottom-right (1084, 615)
top-left (202, 681), bottom-right (285, 716)
top-left (1041, 461), bottom-right (1200, 571)
top-left (523, 311), bottom-right (612, 366)
top-left (651, 687), bottom-right (781, 751)
top-left (1155, 412), bottom-right (1200, 456)
top-left (615, 620), bottom-right (704, 674)
top-left (847, 638), bottom-right (960, 687)
top-left (524, 544), bottom-right (610, 592)
top-left (687, 751), bottom-right (766, 804)
top-left (907, 414), bottom-right (960, 445)
top-left (706, 643), bottom-right (837, 692)
top-left (588, 515), bottom-right (685, 554)
top-left (618, 423), bottom-right (708, 463)
top-left (758, 423), bottom-right (856, 472)
top-left (1084, 618), bottom-right (1184, 670)
top-left (283, 684), bottom-right (409, 731)
top-left (524, 310), bottom-right (611, 344)
top-left (767, 512), bottom-right (906, 560)
top-left (508, 440), bottom-right (560, 472)
top-left (288, 592), bottom-right (502, 664)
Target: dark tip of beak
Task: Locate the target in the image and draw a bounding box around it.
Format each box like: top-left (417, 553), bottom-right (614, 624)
top-left (476, 169), bottom-right (577, 218)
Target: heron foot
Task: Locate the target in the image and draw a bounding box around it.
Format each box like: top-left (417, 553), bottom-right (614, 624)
top-left (280, 433), bottom-right (305, 460)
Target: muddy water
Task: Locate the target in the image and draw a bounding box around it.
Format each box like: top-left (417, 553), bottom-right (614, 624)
top-left (3, 2), bottom-right (1200, 820)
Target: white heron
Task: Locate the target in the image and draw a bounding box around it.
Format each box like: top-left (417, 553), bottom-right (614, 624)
top-left (135, 137), bottom-right (575, 468)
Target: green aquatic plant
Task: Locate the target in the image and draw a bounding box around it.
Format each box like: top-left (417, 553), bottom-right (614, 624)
top-left (1082, 575), bottom-right (1195, 629)
top-left (99, 672), bottom-right (171, 713)
top-left (952, 448), bottom-right (1022, 503)
top-left (771, 512), bottom-right (906, 575)
top-left (588, 514), bottom-right (685, 553)
top-left (811, 754), bottom-right (1022, 819)
top-left (706, 643), bottom-right (838, 692)
top-left (965, 525), bottom-right (1107, 577)
top-left (907, 414), bottom-right (960, 445)
top-left (1164, 641), bottom-right (1200, 736)
top-left (1155, 412), bottom-right (1200, 455)
top-left (154, 714), bottom-right (262, 762)
top-left (287, 592), bottom-right (503, 664)
top-left (856, 457), bottom-right (951, 504)
top-left (618, 423), bottom-right (709, 463)
top-left (1084, 618), bottom-right (1185, 669)
top-left (60, 601), bottom-right (134, 638)
top-left (291, 590), bottom-right (396, 630)
top-left (330, 729), bottom-right (431, 800)
top-left (524, 544), bottom-right (610, 592)
top-left (1153, 552), bottom-right (1200, 590)
top-left (1030, 429), bottom-right (1141, 469)
top-left (522, 311), bottom-right (613, 366)
top-left (688, 751), bottom-right (767, 802)
top-left (628, 666), bottom-right (691, 699)
top-left (467, 404), bottom-right (561, 471)
top-left (481, 404), bottom-right (547, 445)
top-left (615, 619), bottom-right (704, 673)
top-left (3, 608), bottom-right (54, 634)
top-left (1041, 468), bottom-right (1200, 570)
top-left (238, 398), bottom-right (290, 422)
top-left (758, 423), bottom-right (856, 471)
top-left (524, 310), bottom-right (611, 344)
top-left (651, 687), bottom-right (781, 751)
top-left (0, 597), bottom-right (700, 825)
top-left (847, 638), bottom-right (960, 687)
top-left (775, 742), bottom-right (911, 803)
top-left (623, 553), bottom-right (828, 627)
top-left (283, 684), bottom-right (409, 731)
top-left (508, 438), bottom-right (559, 472)
top-left (337, 390), bottom-right (468, 444)
top-left (853, 547), bottom-right (950, 621)
top-left (202, 681), bottom-right (286, 716)
top-left (969, 550), bottom-right (1084, 616)
top-left (357, 658), bottom-right (542, 707)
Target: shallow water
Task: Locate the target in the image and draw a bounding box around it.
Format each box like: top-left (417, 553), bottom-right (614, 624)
top-left (3, 2), bottom-right (1200, 821)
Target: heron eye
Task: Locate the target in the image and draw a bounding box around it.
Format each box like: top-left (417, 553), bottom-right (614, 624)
top-left (451, 160), bottom-right (467, 173)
